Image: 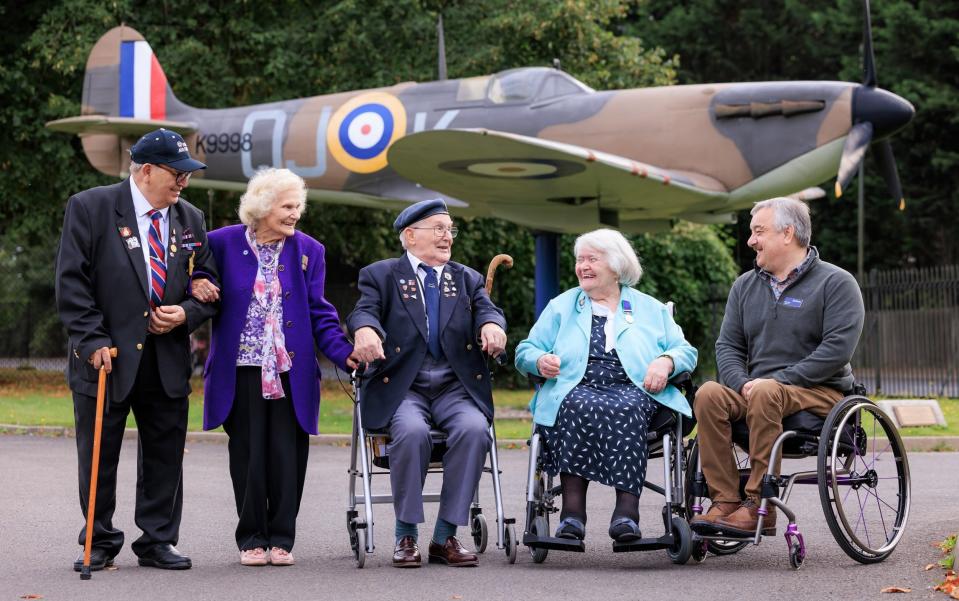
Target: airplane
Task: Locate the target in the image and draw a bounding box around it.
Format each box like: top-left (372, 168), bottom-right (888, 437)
top-left (47, 4), bottom-right (913, 313)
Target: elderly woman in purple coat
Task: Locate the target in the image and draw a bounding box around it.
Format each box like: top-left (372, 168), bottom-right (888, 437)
top-left (193, 168), bottom-right (356, 567)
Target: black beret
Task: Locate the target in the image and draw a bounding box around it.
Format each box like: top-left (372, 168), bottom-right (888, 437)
top-left (393, 199), bottom-right (449, 232)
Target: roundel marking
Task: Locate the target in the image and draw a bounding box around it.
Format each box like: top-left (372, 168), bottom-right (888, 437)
top-left (439, 158), bottom-right (586, 180)
top-left (327, 92), bottom-right (407, 174)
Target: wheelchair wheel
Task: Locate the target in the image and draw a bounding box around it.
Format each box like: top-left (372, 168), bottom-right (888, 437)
top-left (504, 523), bottom-right (518, 564)
top-left (788, 541), bottom-right (805, 570)
top-left (349, 518), bottom-right (366, 568)
top-left (666, 516), bottom-right (693, 564)
top-left (529, 515), bottom-right (549, 564)
top-left (471, 513), bottom-right (488, 553)
top-left (817, 396), bottom-right (910, 564)
top-left (684, 439), bottom-right (749, 557)
top-left (691, 539), bottom-right (708, 563)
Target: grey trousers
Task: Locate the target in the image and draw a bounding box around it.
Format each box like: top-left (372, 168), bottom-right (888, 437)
top-left (387, 358), bottom-right (491, 525)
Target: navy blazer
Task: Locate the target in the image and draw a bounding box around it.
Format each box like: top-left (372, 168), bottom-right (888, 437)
top-left (55, 179), bottom-right (218, 402)
top-left (347, 256), bottom-right (507, 430)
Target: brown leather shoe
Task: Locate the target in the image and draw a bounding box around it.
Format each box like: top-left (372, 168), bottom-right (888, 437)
top-left (689, 501), bottom-right (740, 534)
top-left (392, 535), bottom-right (421, 568)
top-left (427, 536), bottom-right (478, 567)
top-left (714, 498), bottom-right (777, 536)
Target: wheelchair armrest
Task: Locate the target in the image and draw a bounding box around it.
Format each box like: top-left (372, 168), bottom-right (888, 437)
top-left (669, 371), bottom-right (697, 397)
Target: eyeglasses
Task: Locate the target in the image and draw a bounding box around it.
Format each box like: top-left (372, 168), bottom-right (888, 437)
top-left (154, 163), bottom-right (192, 186)
top-left (410, 225), bottom-right (458, 238)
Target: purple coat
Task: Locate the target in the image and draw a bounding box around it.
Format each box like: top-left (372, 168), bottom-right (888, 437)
top-left (203, 224), bottom-right (353, 435)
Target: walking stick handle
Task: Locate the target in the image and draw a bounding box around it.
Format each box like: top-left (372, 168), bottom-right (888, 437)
top-left (485, 254), bottom-right (513, 296)
top-left (81, 347), bottom-right (118, 580)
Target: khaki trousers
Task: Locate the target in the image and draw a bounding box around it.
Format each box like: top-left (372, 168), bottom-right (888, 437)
top-left (693, 380), bottom-right (842, 501)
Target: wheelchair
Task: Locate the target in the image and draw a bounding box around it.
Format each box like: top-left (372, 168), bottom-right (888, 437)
top-left (686, 384), bottom-right (911, 569)
top-left (346, 370), bottom-right (517, 568)
top-left (521, 371), bottom-right (700, 564)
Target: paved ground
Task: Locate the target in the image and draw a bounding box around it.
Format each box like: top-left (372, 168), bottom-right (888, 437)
top-left (1, 434), bottom-right (955, 601)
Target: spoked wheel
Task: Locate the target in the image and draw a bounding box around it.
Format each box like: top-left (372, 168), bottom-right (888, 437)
top-left (529, 515), bottom-right (549, 564)
top-left (684, 439), bottom-right (749, 557)
top-left (350, 518), bottom-right (367, 568)
top-left (504, 524), bottom-right (518, 564)
top-left (666, 516), bottom-right (693, 565)
top-left (471, 512), bottom-right (488, 553)
top-left (817, 396), bottom-right (910, 564)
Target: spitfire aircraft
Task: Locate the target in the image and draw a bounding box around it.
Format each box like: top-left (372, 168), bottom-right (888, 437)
top-left (48, 10), bottom-right (913, 310)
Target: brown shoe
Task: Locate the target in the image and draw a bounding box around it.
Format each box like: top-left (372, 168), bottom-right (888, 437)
top-left (714, 498), bottom-right (777, 537)
top-left (392, 535), bottom-right (421, 568)
top-left (689, 501), bottom-right (740, 534)
top-left (427, 536), bottom-right (478, 567)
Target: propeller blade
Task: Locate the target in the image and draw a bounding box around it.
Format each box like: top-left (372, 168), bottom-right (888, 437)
top-left (835, 122), bottom-right (873, 198)
top-left (862, 0), bottom-right (878, 87)
top-left (874, 139), bottom-right (906, 210)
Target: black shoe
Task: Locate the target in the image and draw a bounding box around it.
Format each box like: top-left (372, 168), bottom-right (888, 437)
top-left (137, 544), bottom-right (192, 570)
top-left (608, 516), bottom-right (642, 542)
top-left (73, 548), bottom-right (115, 572)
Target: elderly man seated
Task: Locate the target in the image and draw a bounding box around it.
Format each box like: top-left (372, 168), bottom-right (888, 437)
top-left (690, 197), bottom-right (864, 537)
top-left (348, 199), bottom-right (507, 568)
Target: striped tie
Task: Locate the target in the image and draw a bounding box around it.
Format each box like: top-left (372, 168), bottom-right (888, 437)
top-left (147, 209), bottom-right (166, 307)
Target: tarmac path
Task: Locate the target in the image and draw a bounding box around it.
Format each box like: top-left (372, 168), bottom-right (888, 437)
top-left (1, 434), bottom-right (955, 601)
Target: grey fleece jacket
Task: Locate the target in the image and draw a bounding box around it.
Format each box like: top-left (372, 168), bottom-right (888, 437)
top-left (715, 247), bottom-right (865, 394)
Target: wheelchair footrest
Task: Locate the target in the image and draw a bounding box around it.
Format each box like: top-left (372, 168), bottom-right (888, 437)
top-left (522, 534), bottom-right (586, 552)
top-left (612, 534), bottom-right (673, 553)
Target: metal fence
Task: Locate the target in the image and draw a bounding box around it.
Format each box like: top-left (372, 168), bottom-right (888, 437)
top-left (853, 265), bottom-right (959, 398)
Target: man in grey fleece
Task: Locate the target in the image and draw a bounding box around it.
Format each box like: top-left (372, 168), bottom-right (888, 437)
top-left (690, 197), bottom-right (864, 537)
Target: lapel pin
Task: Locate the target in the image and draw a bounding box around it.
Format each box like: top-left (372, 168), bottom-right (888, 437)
top-left (125, 237), bottom-right (140, 250)
top-left (622, 300), bottom-right (634, 324)
top-left (119, 226), bottom-right (132, 238)
top-left (444, 272), bottom-right (451, 281)
top-left (301, 255), bottom-right (309, 271)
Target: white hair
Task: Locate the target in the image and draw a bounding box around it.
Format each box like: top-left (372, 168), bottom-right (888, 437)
top-left (573, 228), bottom-right (643, 286)
top-left (129, 161), bottom-right (144, 174)
top-left (399, 230), bottom-right (409, 250)
top-left (751, 197), bottom-right (812, 247)
top-left (238, 168), bottom-right (307, 227)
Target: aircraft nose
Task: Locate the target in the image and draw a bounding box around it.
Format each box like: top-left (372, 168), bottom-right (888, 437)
top-left (853, 86), bottom-right (914, 139)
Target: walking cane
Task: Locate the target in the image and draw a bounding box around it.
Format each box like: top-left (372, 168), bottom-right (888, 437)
top-left (485, 254), bottom-right (513, 366)
top-left (80, 347), bottom-right (118, 580)
top-left (485, 254), bottom-right (513, 296)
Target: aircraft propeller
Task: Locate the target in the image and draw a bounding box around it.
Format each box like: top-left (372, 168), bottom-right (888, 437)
top-left (834, 0), bottom-right (913, 210)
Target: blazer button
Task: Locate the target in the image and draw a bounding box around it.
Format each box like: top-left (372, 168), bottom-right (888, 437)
top-left (143, 311), bottom-right (149, 318)
top-left (383, 377), bottom-right (390, 384)
top-left (466, 343), bottom-right (473, 351)
top-left (136, 343), bottom-right (143, 351)
top-left (288, 351), bottom-right (295, 359)
top-left (475, 374), bottom-right (483, 380)
top-left (394, 347), bottom-right (401, 353)
top-left (278, 264), bottom-right (285, 272)
top-left (285, 321), bottom-right (293, 328)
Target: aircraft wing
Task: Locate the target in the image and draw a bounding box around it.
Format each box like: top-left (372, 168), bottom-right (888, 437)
top-left (46, 115), bottom-right (197, 137)
top-left (387, 129), bottom-right (731, 232)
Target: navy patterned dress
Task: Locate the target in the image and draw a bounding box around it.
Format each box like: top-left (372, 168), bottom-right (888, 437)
top-left (541, 314), bottom-right (658, 496)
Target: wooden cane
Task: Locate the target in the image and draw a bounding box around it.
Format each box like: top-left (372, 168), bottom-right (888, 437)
top-left (485, 254), bottom-right (513, 296)
top-left (80, 347), bottom-right (118, 580)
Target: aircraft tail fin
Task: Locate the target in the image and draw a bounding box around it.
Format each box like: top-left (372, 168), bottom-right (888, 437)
top-left (46, 26), bottom-right (197, 177)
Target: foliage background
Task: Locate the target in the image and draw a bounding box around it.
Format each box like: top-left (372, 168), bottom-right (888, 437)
top-left (1, 0), bottom-right (952, 381)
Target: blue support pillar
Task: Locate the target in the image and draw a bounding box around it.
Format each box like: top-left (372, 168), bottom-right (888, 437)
top-left (534, 231), bottom-right (560, 318)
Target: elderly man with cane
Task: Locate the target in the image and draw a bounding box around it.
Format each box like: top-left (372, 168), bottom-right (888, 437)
top-left (56, 129), bottom-right (218, 573)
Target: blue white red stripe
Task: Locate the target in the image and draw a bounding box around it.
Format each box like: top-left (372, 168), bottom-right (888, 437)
top-left (119, 40), bottom-right (167, 120)
top-left (148, 211), bottom-right (166, 307)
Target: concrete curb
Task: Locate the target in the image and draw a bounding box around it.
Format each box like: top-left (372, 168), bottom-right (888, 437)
top-left (2, 423), bottom-right (957, 452)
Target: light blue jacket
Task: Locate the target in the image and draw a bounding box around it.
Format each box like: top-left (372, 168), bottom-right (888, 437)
top-left (515, 286), bottom-right (698, 426)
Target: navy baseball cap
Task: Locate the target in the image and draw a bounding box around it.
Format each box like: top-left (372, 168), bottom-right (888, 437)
top-left (130, 128), bottom-right (206, 172)
top-left (393, 199), bottom-right (449, 232)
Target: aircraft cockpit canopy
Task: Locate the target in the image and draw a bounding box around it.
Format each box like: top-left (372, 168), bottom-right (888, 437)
top-left (455, 68), bottom-right (593, 105)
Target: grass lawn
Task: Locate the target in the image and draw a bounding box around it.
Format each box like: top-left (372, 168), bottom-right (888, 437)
top-left (3, 369), bottom-right (957, 440)
top-left (0, 369), bottom-right (536, 439)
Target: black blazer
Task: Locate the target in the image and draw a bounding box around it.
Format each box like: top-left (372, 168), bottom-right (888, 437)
top-left (55, 179), bottom-right (219, 401)
top-left (347, 257), bottom-right (507, 430)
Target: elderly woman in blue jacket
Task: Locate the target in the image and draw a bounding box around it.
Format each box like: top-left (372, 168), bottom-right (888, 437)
top-left (515, 229), bottom-right (697, 542)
